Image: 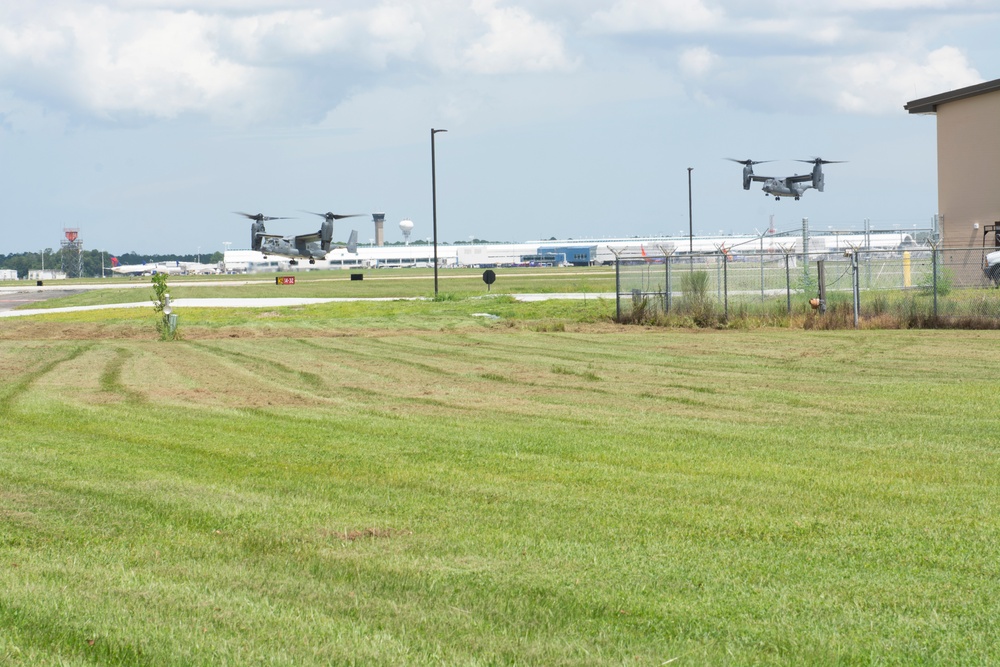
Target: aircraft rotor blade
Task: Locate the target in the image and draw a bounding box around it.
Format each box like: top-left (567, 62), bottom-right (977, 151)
top-left (302, 210), bottom-right (364, 221)
top-left (235, 211), bottom-right (293, 221)
top-left (795, 158), bottom-right (846, 165)
top-left (725, 158), bottom-right (773, 166)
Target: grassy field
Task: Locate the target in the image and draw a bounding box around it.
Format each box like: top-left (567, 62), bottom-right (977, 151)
top-left (2, 301), bottom-right (999, 665)
top-left (8, 267), bottom-right (618, 309)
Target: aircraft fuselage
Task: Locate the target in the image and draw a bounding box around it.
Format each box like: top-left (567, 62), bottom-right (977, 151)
top-left (259, 238), bottom-right (326, 260)
top-left (762, 179), bottom-right (811, 199)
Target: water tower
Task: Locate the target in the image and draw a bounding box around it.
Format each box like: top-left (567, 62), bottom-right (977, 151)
top-left (373, 213), bottom-right (386, 246)
top-left (399, 219), bottom-right (414, 245)
top-left (61, 228), bottom-right (84, 278)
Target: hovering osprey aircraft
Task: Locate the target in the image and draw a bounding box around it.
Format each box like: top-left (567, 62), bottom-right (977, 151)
top-left (727, 158), bottom-right (844, 200)
top-left (235, 211), bottom-right (360, 264)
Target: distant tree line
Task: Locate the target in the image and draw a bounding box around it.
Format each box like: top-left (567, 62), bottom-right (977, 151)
top-left (0, 249), bottom-right (224, 279)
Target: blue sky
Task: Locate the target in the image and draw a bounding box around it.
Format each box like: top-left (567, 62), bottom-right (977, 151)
top-left (0, 0), bottom-right (996, 254)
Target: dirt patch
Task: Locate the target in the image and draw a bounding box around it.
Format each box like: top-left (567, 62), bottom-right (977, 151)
top-left (0, 321), bottom-right (627, 341)
top-left (0, 321), bottom-right (154, 341)
top-left (326, 527), bottom-right (412, 541)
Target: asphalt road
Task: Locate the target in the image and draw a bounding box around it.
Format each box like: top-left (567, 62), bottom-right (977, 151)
top-left (0, 289), bottom-right (82, 314)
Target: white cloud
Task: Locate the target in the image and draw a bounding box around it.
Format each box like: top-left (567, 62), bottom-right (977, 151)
top-left (678, 46), bottom-right (717, 78)
top-left (462, 1), bottom-right (579, 74)
top-left (587, 0), bottom-right (723, 33)
top-left (822, 0), bottom-right (985, 9)
top-left (0, 2), bottom-right (582, 124)
top-left (0, 1), bottom-right (996, 129)
top-left (0, 7), bottom-right (263, 121)
top-left (80, 10), bottom-right (256, 119)
top-left (827, 46), bottom-right (982, 113)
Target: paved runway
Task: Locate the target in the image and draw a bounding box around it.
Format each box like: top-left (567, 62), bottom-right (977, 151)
top-left (0, 289), bottom-right (82, 314)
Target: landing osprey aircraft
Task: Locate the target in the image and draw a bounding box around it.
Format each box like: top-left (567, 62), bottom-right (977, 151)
top-left (727, 158), bottom-right (844, 200)
top-left (235, 211), bottom-right (360, 264)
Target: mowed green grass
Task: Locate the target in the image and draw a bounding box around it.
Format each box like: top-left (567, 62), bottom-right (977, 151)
top-left (1, 309), bottom-right (999, 665)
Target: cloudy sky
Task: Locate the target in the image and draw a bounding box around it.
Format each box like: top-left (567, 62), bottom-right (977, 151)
top-left (0, 1), bottom-right (995, 254)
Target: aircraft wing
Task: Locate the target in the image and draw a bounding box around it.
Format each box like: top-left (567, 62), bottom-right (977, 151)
top-left (292, 231), bottom-right (322, 244)
top-left (786, 174), bottom-right (813, 183)
top-left (257, 233), bottom-right (287, 240)
top-left (749, 175), bottom-right (773, 182)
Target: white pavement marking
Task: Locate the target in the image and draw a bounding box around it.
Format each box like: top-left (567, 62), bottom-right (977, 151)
top-left (0, 294), bottom-right (613, 318)
top-left (0, 297), bottom-right (423, 318)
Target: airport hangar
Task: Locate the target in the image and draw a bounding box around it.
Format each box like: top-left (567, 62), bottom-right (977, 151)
top-left (906, 77), bottom-right (1000, 256)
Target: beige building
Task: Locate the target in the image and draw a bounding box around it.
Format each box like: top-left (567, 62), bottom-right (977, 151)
top-left (906, 78), bottom-right (1000, 251)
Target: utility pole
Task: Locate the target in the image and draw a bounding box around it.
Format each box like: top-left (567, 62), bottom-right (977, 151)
top-left (687, 167), bottom-right (694, 256)
top-left (431, 128), bottom-right (448, 297)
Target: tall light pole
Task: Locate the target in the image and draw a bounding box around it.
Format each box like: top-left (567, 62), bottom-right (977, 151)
top-left (687, 167), bottom-right (694, 256)
top-left (431, 128), bottom-right (447, 297)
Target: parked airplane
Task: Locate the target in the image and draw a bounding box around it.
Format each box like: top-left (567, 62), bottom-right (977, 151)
top-left (110, 259), bottom-right (219, 276)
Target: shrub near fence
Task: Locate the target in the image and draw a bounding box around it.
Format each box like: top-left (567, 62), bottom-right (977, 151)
top-left (615, 246), bottom-right (1000, 328)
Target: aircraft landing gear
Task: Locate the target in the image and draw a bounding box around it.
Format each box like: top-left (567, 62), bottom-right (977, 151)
top-left (775, 196), bottom-right (780, 201)
top-left (794, 196), bottom-right (800, 201)
top-left (309, 259), bottom-right (316, 265)
top-left (289, 260), bottom-right (298, 266)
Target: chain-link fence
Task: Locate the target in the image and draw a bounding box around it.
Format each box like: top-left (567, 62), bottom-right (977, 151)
top-left (614, 245), bottom-right (1000, 326)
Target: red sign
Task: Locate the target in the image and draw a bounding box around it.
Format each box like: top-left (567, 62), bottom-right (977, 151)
top-left (276, 276), bottom-right (296, 285)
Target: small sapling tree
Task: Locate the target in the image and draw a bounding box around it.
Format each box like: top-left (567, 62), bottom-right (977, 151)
top-left (151, 273), bottom-right (179, 340)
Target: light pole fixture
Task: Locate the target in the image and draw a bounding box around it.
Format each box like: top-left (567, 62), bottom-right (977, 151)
top-left (687, 167), bottom-right (694, 256)
top-left (431, 128), bottom-right (448, 297)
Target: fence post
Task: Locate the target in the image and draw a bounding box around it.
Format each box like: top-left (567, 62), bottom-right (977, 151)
top-left (665, 254), bottom-right (672, 314)
top-left (801, 217), bottom-right (810, 287)
top-left (852, 250), bottom-right (860, 329)
top-left (816, 259), bottom-right (826, 314)
top-left (716, 257), bottom-right (722, 301)
top-left (931, 242), bottom-right (939, 318)
top-left (614, 255), bottom-right (621, 322)
top-left (784, 252), bottom-right (791, 315)
top-left (760, 238), bottom-right (765, 302)
top-left (723, 254), bottom-right (729, 321)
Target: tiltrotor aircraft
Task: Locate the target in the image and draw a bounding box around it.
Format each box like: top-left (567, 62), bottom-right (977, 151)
top-left (727, 158), bottom-right (844, 200)
top-left (235, 211), bottom-right (360, 264)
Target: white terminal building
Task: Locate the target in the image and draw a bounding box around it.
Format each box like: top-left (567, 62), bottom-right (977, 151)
top-left (221, 226), bottom-right (930, 274)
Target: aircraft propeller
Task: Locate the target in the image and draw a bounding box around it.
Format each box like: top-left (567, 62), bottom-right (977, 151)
top-left (725, 158), bottom-right (773, 166)
top-left (302, 211), bottom-right (364, 221)
top-left (235, 212), bottom-right (294, 222)
top-left (795, 158), bottom-right (846, 165)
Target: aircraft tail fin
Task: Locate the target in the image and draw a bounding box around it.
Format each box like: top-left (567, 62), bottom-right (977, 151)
top-left (346, 229), bottom-right (358, 254)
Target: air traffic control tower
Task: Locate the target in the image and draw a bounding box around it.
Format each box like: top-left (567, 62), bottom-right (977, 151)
top-left (373, 212), bottom-right (386, 246)
top-left (61, 228), bottom-right (84, 278)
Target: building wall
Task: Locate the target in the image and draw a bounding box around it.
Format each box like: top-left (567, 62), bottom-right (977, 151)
top-left (937, 91), bottom-right (1000, 250)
